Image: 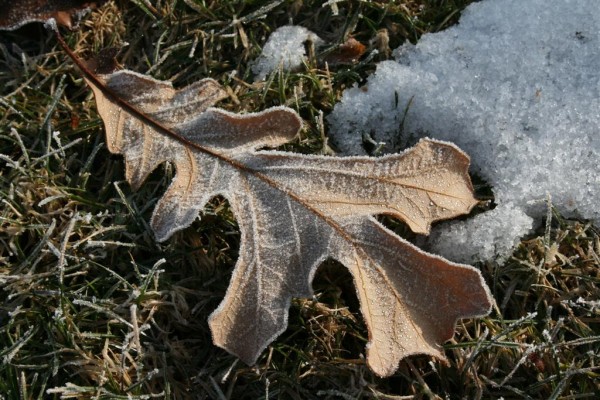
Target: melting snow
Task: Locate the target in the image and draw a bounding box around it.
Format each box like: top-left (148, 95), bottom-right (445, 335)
top-left (327, 0), bottom-right (600, 262)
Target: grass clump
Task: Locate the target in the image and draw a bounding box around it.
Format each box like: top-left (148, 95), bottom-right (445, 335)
top-left (1, 1), bottom-right (599, 399)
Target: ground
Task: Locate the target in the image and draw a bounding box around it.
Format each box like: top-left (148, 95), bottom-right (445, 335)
top-left (0, 1), bottom-right (598, 399)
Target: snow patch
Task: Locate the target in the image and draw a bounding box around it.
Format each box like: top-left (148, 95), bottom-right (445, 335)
top-left (328, 0), bottom-right (600, 262)
top-left (252, 26), bottom-right (322, 81)
top-left (427, 203), bottom-right (533, 264)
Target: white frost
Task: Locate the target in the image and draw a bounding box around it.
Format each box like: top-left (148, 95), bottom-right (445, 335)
top-left (328, 0), bottom-right (600, 262)
top-left (252, 26), bottom-right (322, 81)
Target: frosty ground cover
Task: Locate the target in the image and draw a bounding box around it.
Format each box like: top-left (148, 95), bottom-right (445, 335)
top-left (327, 0), bottom-right (600, 262)
top-left (2, 1), bottom-right (599, 398)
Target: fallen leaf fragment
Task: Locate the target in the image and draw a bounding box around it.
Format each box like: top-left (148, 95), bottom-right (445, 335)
top-left (84, 68), bottom-right (493, 377)
top-left (0, 0), bottom-right (105, 30)
top-left (323, 37), bottom-right (367, 65)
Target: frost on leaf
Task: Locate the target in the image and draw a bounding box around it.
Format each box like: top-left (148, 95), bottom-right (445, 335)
top-left (86, 69), bottom-right (493, 377)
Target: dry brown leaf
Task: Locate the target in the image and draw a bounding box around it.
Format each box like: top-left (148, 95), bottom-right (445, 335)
top-left (85, 69), bottom-right (492, 377)
top-left (0, 0), bottom-right (105, 30)
top-left (323, 37), bottom-right (367, 65)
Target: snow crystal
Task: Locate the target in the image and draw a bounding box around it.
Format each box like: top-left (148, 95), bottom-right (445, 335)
top-left (252, 26), bottom-right (322, 81)
top-left (328, 0), bottom-right (600, 262)
top-left (427, 203), bottom-right (533, 264)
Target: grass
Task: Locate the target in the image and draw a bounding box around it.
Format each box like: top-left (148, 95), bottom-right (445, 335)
top-left (1, 0), bottom-right (599, 399)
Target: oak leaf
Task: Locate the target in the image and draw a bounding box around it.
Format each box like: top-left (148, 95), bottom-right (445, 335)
top-left (85, 69), bottom-right (492, 377)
